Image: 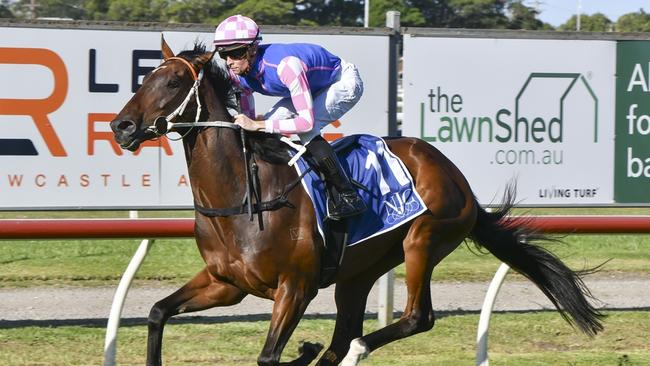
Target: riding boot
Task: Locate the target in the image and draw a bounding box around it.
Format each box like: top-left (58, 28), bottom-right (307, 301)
top-left (306, 136), bottom-right (367, 220)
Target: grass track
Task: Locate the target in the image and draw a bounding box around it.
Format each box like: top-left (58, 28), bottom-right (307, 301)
top-left (1, 311), bottom-right (648, 365)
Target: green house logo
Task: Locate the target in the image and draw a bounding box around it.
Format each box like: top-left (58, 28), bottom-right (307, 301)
top-left (515, 73), bottom-right (599, 143)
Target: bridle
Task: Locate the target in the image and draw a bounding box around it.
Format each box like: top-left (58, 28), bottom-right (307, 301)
top-left (147, 56), bottom-right (307, 165)
top-left (146, 56), bottom-right (235, 138)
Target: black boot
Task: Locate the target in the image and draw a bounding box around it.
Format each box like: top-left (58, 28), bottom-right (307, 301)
top-left (306, 136), bottom-right (367, 220)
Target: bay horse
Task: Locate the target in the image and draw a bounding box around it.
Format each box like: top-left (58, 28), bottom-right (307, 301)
top-left (110, 39), bottom-right (603, 366)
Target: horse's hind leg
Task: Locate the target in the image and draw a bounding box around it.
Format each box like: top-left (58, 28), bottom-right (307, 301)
top-left (340, 215), bottom-right (463, 366)
top-left (146, 267), bottom-right (246, 366)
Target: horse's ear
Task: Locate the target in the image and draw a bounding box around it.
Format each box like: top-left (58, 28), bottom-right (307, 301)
top-left (161, 35), bottom-right (174, 60)
top-left (195, 50), bottom-right (216, 69)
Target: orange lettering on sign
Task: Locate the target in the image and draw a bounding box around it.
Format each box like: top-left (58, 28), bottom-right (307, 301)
top-left (178, 175), bottom-right (189, 187)
top-left (88, 113), bottom-right (122, 155)
top-left (0, 48), bottom-right (68, 156)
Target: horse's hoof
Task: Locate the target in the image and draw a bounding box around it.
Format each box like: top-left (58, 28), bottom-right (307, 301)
top-left (298, 341), bottom-right (324, 358)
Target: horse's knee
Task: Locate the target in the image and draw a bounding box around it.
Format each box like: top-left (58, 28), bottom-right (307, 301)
top-left (148, 301), bottom-right (170, 329)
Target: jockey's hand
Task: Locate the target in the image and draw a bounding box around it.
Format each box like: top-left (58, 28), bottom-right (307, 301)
top-left (234, 114), bottom-right (265, 132)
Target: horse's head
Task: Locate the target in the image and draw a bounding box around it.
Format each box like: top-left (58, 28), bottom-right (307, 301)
top-left (110, 37), bottom-right (215, 151)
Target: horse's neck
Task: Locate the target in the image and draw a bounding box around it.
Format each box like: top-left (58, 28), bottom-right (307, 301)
top-left (183, 78), bottom-right (246, 209)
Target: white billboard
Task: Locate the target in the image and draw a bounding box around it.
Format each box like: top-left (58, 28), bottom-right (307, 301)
top-left (401, 35), bottom-right (616, 205)
top-left (0, 25), bottom-right (389, 209)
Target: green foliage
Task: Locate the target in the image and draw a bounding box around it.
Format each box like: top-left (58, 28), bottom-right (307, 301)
top-left (447, 0), bottom-right (509, 29)
top-left (368, 0), bottom-right (425, 27)
top-left (12, 0), bottom-right (86, 19)
top-left (0, 6), bottom-right (12, 18)
top-left (559, 12), bottom-right (613, 32)
top-left (507, 0), bottom-right (549, 30)
top-left (163, 0), bottom-right (216, 24)
top-left (616, 9), bottom-right (650, 32)
top-left (106, 0), bottom-right (168, 22)
top-left (230, 0), bottom-right (295, 25)
top-left (84, 0), bottom-right (110, 20)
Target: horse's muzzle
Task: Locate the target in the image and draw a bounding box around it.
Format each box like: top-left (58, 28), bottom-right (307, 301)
top-left (110, 118), bottom-right (141, 151)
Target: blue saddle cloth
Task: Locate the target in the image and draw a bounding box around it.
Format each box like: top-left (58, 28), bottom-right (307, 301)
top-left (294, 134), bottom-right (427, 246)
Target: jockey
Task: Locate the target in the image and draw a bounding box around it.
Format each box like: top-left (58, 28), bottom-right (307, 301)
top-left (213, 14), bottom-right (366, 220)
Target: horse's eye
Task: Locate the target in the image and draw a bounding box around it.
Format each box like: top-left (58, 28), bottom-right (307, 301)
top-left (167, 79), bottom-right (181, 88)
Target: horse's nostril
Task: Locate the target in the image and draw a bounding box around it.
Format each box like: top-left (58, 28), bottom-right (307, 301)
top-left (113, 119), bottom-right (137, 134)
top-left (118, 121), bottom-right (132, 130)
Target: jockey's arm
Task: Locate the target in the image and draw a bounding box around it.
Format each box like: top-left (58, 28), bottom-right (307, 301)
top-left (263, 56), bottom-right (315, 134)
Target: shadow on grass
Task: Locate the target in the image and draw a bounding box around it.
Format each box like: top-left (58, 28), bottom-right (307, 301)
top-left (3, 307), bottom-right (650, 329)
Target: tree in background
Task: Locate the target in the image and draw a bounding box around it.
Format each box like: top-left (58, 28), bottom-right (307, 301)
top-left (0, 0), bottom-right (14, 18)
top-left (616, 9), bottom-right (650, 32)
top-left (447, 0), bottom-right (509, 29)
top-left (104, 0), bottom-right (170, 22)
top-left (229, 0), bottom-right (295, 25)
top-left (368, 0), bottom-right (425, 27)
top-left (558, 12), bottom-right (612, 32)
top-left (11, 0), bottom-right (86, 19)
top-left (507, 0), bottom-right (552, 30)
top-left (85, 0), bottom-right (110, 20)
top-left (163, 0), bottom-right (216, 24)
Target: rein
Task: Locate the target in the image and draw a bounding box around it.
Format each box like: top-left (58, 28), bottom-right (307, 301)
top-left (150, 56), bottom-right (307, 230)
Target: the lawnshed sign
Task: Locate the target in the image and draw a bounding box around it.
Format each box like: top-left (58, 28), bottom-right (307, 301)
top-left (401, 31), bottom-right (650, 206)
top-left (0, 22), bottom-right (390, 209)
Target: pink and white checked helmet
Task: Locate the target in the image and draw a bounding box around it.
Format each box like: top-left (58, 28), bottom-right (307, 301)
top-left (213, 15), bottom-right (262, 51)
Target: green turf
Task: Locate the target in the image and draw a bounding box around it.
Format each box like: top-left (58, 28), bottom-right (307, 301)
top-left (1, 311), bottom-right (648, 365)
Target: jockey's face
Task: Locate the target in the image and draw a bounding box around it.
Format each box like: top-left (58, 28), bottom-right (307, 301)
top-left (224, 45), bottom-right (256, 75)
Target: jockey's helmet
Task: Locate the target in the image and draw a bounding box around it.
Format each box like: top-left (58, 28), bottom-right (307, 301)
top-left (213, 15), bottom-right (262, 52)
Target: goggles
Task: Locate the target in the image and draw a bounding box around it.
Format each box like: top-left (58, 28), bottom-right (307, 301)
top-left (218, 46), bottom-right (249, 60)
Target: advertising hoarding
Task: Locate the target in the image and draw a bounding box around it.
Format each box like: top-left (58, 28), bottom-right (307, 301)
top-left (401, 35), bottom-right (617, 205)
top-left (614, 41), bottom-right (650, 203)
top-left (0, 24), bottom-right (390, 209)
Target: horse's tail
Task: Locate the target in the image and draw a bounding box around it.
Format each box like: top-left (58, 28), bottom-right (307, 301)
top-left (469, 185), bottom-right (604, 336)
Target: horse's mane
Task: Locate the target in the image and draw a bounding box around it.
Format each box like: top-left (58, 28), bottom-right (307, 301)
top-left (179, 42), bottom-right (292, 165)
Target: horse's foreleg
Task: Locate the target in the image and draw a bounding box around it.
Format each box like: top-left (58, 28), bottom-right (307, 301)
top-left (257, 282), bottom-right (317, 366)
top-left (314, 279), bottom-right (374, 366)
top-left (146, 267), bottom-right (246, 366)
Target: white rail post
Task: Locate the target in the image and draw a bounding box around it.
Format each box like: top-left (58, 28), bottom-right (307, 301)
top-left (377, 269), bottom-right (395, 327)
top-left (476, 262), bottom-right (510, 366)
top-left (376, 9), bottom-right (401, 329)
top-left (103, 211), bottom-right (155, 366)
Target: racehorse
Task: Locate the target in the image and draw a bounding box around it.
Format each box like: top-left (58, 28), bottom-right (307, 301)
top-left (110, 39), bottom-right (603, 366)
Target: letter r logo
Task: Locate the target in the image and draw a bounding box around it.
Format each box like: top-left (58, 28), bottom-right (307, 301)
top-left (0, 47), bottom-right (68, 156)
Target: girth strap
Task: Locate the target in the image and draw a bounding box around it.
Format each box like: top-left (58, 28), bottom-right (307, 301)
top-left (194, 166), bottom-right (311, 220)
top-left (194, 194), bottom-right (295, 217)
